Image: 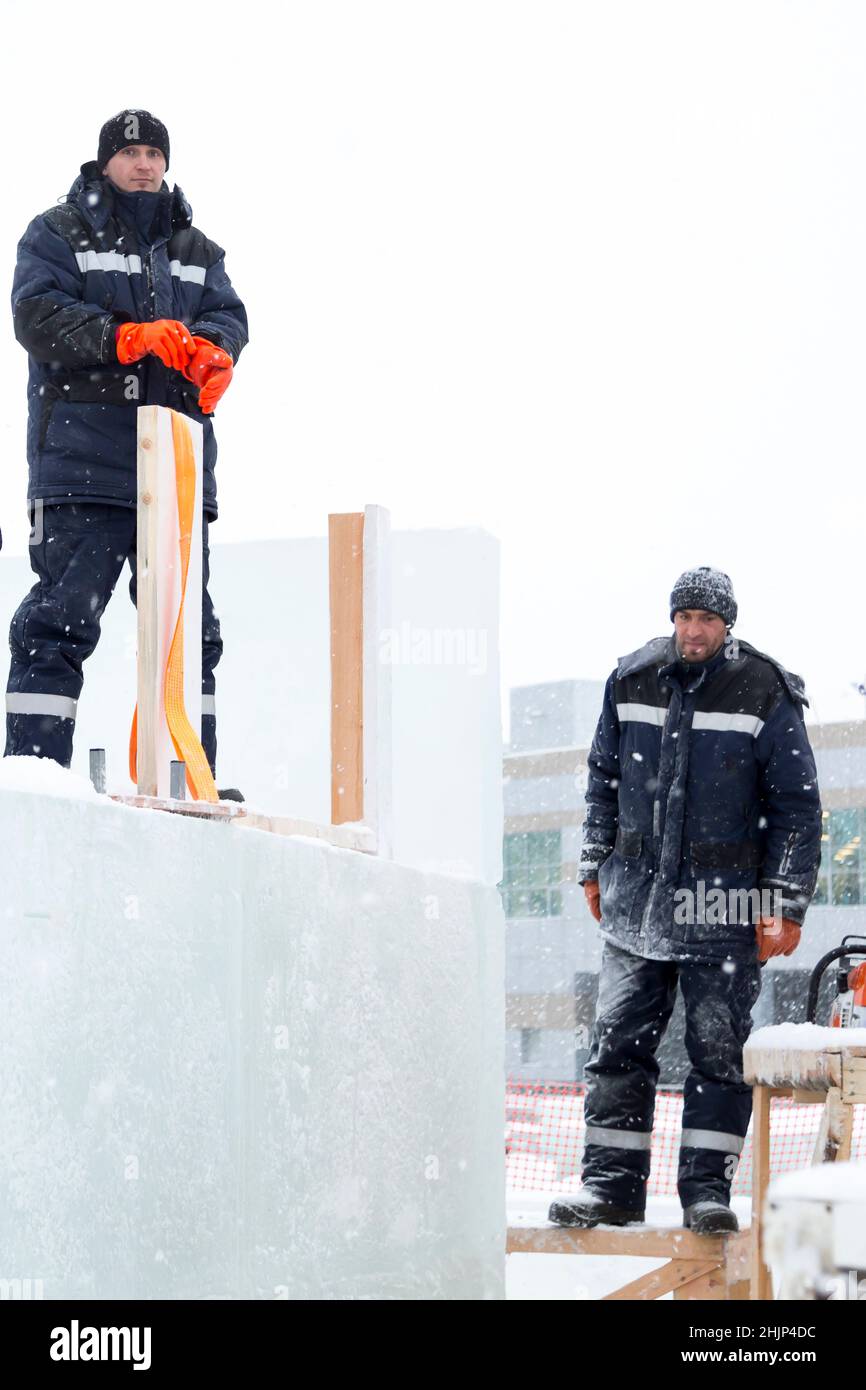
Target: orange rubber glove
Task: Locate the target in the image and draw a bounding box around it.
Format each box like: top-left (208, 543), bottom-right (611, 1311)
top-left (756, 916), bottom-right (801, 962)
top-left (116, 320), bottom-right (196, 372)
top-left (181, 335), bottom-right (233, 388)
top-left (197, 357), bottom-right (233, 414)
top-left (180, 334), bottom-right (234, 414)
top-left (584, 881), bottom-right (602, 922)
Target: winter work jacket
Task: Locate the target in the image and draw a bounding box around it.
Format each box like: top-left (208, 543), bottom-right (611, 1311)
top-left (11, 161), bottom-right (249, 520)
top-left (578, 633), bottom-right (823, 964)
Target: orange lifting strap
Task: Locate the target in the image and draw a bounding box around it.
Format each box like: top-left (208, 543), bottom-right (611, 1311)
top-left (129, 411), bottom-right (219, 802)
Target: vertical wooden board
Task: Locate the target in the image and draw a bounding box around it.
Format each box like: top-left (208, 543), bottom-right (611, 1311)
top-left (154, 405), bottom-right (181, 797)
top-left (136, 406), bottom-right (204, 798)
top-left (362, 504), bottom-right (392, 856)
top-left (750, 1086), bottom-right (774, 1300)
top-left (329, 512), bottom-right (364, 824)
top-left (185, 418), bottom-right (204, 775)
top-left (136, 405), bottom-right (160, 797)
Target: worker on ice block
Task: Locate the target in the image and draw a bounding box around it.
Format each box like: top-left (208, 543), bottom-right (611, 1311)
top-left (6, 108), bottom-right (248, 797)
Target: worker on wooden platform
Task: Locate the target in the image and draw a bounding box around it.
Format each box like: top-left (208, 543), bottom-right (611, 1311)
top-left (549, 567), bottom-right (822, 1235)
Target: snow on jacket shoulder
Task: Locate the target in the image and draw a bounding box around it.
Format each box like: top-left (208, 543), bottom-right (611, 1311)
top-left (578, 633), bottom-right (823, 964)
top-left (10, 161), bottom-right (249, 519)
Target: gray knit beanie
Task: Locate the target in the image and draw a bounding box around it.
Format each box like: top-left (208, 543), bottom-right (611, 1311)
top-left (669, 566), bottom-right (737, 627)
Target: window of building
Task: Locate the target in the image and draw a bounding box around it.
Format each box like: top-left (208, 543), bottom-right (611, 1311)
top-left (501, 830), bottom-right (562, 918)
top-left (813, 808), bottom-right (865, 906)
top-left (519, 1027), bottom-right (543, 1064)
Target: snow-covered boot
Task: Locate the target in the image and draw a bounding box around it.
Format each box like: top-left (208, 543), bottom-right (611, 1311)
top-left (548, 1189), bottom-right (645, 1228)
top-left (217, 787), bottom-right (245, 803)
top-left (682, 1196), bottom-right (738, 1234)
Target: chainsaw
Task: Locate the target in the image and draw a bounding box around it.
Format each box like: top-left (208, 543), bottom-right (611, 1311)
top-left (806, 935), bottom-right (866, 1028)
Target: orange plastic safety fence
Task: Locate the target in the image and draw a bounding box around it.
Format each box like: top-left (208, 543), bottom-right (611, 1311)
top-left (505, 1079), bottom-right (866, 1195)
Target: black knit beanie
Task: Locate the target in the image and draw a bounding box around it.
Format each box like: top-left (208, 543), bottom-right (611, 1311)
top-left (98, 109), bottom-right (170, 173)
top-left (669, 566), bottom-right (737, 627)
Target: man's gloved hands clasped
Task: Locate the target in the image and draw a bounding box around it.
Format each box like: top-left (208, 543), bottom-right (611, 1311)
top-left (583, 880), bottom-right (602, 922)
top-left (116, 323), bottom-right (234, 414)
top-left (116, 320), bottom-right (195, 372)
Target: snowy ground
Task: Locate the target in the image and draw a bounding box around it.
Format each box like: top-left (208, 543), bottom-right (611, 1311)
top-left (506, 1190), bottom-right (754, 1300)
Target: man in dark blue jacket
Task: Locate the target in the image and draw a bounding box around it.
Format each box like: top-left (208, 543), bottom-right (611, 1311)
top-left (548, 567), bottom-right (822, 1235)
top-left (5, 108), bottom-right (248, 788)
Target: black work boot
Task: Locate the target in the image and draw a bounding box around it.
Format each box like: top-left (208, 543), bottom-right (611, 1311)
top-left (217, 787), bottom-right (245, 803)
top-left (548, 1189), bottom-right (646, 1228)
top-left (682, 1196), bottom-right (738, 1234)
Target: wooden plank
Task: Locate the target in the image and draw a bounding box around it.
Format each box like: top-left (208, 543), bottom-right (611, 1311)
top-left (724, 1229), bottom-right (753, 1288)
top-left (232, 810), bottom-right (376, 853)
top-left (837, 1100), bottom-right (854, 1163)
top-left (111, 793), bottom-right (238, 822)
top-left (135, 406), bottom-right (204, 798)
top-left (812, 1087), bottom-right (853, 1164)
top-left (362, 504), bottom-right (392, 857)
top-left (750, 1086), bottom-right (774, 1300)
top-left (841, 1056), bottom-right (866, 1103)
top-left (136, 406), bottom-right (160, 797)
top-left (743, 1045), bottom-right (845, 1088)
top-left (674, 1264), bottom-right (728, 1301)
top-left (607, 1259), bottom-right (719, 1302)
top-left (110, 797), bottom-right (376, 852)
top-left (506, 1224), bottom-right (729, 1260)
top-left (329, 513), bottom-right (364, 824)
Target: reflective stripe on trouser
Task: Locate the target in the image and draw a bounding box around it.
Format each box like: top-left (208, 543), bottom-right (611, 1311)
top-left (5, 502), bottom-right (223, 773)
top-left (675, 957), bottom-right (760, 1205)
top-left (581, 937), bottom-right (761, 1209)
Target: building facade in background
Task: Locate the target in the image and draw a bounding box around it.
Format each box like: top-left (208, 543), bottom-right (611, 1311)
top-left (503, 679), bottom-right (866, 1083)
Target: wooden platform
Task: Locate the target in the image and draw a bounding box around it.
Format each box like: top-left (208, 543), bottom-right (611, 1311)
top-left (507, 1222), bottom-right (751, 1300)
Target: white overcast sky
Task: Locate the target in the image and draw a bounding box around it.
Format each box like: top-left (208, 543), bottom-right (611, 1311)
top-left (1, 0), bottom-right (864, 734)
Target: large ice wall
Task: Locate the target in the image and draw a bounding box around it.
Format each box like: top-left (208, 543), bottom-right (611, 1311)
top-left (0, 764), bottom-right (505, 1300)
top-left (0, 525), bottom-right (502, 886)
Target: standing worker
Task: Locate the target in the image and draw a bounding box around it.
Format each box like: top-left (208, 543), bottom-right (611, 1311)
top-left (6, 108), bottom-right (248, 793)
top-left (549, 567), bottom-right (822, 1234)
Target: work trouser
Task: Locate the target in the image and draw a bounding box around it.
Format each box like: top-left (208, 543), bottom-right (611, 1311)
top-left (5, 502), bottom-right (222, 773)
top-left (581, 936), bottom-right (762, 1210)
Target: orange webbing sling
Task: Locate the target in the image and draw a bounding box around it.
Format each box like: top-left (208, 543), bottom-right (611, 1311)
top-left (129, 410), bottom-right (219, 802)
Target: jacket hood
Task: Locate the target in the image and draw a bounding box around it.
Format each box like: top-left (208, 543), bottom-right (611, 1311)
top-left (617, 635), bottom-right (675, 678)
top-left (60, 160), bottom-right (193, 239)
top-left (616, 633), bottom-right (808, 707)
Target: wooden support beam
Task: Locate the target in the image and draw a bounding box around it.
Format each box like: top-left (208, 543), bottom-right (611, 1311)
top-left (329, 512), bottom-right (365, 825)
top-left (671, 1263), bottom-right (729, 1301)
top-left (750, 1084), bottom-right (775, 1300)
top-left (608, 1259), bottom-right (720, 1302)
